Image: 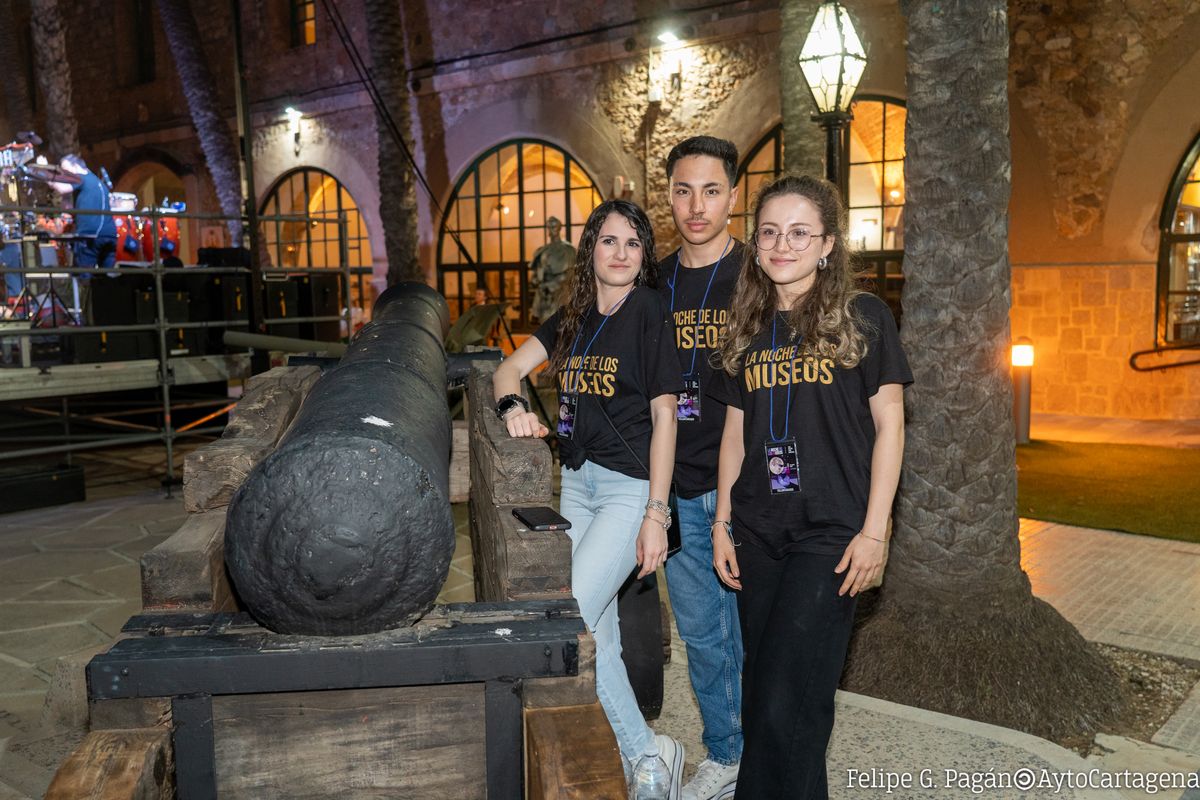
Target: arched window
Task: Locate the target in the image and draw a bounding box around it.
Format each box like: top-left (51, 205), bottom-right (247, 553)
top-left (730, 124), bottom-right (783, 242)
top-left (438, 139), bottom-right (603, 330)
top-left (1159, 132), bottom-right (1200, 344)
top-left (260, 168), bottom-right (374, 316)
top-left (732, 99), bottom-right (907, 319)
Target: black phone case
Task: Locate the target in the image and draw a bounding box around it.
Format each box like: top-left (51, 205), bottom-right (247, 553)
top-left (512, 506), bottom-right (572, 531)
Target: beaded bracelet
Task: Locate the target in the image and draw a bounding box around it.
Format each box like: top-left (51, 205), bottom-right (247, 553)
top-left (646, 499), bottom-right (672, 518)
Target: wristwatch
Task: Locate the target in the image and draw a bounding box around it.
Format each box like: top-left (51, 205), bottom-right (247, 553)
top-left (495, 394), bottom-right (530, 420)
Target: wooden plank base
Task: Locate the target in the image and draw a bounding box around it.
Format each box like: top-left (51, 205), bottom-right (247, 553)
top-left (525, 703), bottom-right (626, 800)
top-left (213, 685), bottom-right (486, 800)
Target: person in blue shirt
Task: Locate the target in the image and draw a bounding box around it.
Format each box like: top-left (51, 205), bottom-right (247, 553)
top-left (50, 154), bottom-right (118, 274)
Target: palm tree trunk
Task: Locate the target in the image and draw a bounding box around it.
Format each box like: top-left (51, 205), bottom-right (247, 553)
top-left (779, 0), bottom-right (825, 178)
top-left (157, 0), bottom-right (244, 242)
top-left (841, 0), bottom-right (1120, 743)
top-left (0, 0), bottom-right (35, 136)
top-left (29, 0), bottom-right (79, 157)
top-left (364, 0), bottom-right (421, 286)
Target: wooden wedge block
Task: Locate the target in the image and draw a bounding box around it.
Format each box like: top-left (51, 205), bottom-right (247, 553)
top-left (140, 511), bottom-right (236, 611)
top-left (525, 702), bottom-right (626, 800)
top-left (45, 728), bottom-right (172, 800)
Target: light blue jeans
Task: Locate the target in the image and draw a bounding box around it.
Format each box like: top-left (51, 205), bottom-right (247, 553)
top-left (559, 461), bottom-right (654, 760)
top-left (664, 490), bottom-right (744, 765)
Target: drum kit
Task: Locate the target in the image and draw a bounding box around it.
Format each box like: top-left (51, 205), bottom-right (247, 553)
top-left (1, 137), bottom-right (184, 329)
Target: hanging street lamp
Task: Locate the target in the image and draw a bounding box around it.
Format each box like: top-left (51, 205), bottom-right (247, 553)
top-left (798, 1), bottom-right (867, 185)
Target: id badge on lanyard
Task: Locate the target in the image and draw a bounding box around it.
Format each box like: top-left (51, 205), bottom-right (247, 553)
top-left (557, 392), bottom-right (578, 439)
top-left (677, 375), bottom-right (701, 422)
top-left (764, 313), bottom-right (801, 494)
top-left (763, 439), bottom-right (800, 494)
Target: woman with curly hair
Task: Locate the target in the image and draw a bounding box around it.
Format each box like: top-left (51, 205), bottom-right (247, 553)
top-left (707, 175), bottom-right (911, 799)
top-left (493, 199), bottom-right (686, 794)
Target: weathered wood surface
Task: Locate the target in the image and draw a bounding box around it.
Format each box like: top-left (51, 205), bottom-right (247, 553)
top-left (140, 511), bottom-right (236, 612)
top-left (467, 362), bottom-right (553, 505)
top-left (468, 362), bottom-right (572, 607)
top-left (181, 365), bottom-right (319, 512)
top-left (471, 500), bottom-right (571, 602)
top-left (525, 702), bottom-right (626, 800)
top-left (212, 685), bottom-right (485, 799)
top-left (449, 419), bottom-right (470, 503)
top-left (523, 629), bottom-right (597, 709)
top-left (44, 728), bottom-right (172, 800)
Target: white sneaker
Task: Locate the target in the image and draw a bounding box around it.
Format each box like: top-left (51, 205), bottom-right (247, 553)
top-left (681, 758), bottom-right (739, 800)
top-left (655, 733), bottom-right (685, 800)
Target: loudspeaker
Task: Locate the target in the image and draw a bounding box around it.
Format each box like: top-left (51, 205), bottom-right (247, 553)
top-left (263, 279), bottom-right (300, 339)
top-left (297, 273), bottom-right (342, 342)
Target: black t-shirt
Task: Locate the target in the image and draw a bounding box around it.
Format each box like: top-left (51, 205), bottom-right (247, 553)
top-left (533, 286), bottom-right (683, 480)
top-left (72, 172), bottom-right (116, 239)
top-left (707, 293), bottom-right (913, 557)
top-left (657, 240), bottom-right (744, 497)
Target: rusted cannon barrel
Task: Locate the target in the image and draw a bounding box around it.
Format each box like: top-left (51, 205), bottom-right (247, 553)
top-left (225, 282), bottom-right (455, 635)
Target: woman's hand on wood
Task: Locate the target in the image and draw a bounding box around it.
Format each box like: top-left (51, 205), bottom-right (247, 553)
top-left (504, 409), bottom-right (548, 438)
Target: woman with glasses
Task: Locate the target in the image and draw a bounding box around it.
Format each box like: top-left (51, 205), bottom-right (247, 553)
top-left (493, 199), bottom-right (687, 796)
top-left (707, 175), bottom-right (911, 799)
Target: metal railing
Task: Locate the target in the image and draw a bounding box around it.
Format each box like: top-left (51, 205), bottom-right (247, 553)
top-left (0, 203), bottom-right (369, 485)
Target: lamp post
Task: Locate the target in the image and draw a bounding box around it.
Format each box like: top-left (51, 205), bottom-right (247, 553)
top-left (1011, 338), bottom-right (1034, 445)
top-left (798, 2), bottom-right (867, 185)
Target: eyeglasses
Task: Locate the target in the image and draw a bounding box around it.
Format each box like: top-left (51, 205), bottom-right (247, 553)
top-left (755, 227), bottom-right (830, 252)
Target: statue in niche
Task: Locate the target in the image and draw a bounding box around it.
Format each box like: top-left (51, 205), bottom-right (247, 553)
top-left (529, 216), bottom-right (575, 322)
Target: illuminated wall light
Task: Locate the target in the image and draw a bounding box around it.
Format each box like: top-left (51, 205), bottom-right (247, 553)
top-left (657, 30), bottom-right (680, 45)
top-left (284, 106), bottom-right (303, 155)
top-left (1011, 339), bottom-right (1034, 367)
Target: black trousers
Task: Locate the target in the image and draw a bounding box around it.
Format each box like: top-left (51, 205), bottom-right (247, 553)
top-left (733, 543), bottom-right (857, 800)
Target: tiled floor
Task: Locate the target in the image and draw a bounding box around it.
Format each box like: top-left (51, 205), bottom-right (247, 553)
top-left (2, 423), bottom-right (1199, 796)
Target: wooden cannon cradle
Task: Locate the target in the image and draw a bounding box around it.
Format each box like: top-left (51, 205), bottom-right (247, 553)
top-left (46, 362), bottom-right (627, 799)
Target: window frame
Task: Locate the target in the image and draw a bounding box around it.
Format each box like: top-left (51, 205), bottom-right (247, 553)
top-left (258, 167), bottom-right (373, 316)
top-left (436, 138), bottom-right (604, 331)
top-left (1156, 130), bottom-right (1200, 346)
top-left (289, 0), bottom-right (316, 47)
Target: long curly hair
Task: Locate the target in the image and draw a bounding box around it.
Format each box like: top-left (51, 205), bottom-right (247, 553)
top-left (718, 174), bottom-right (870, 375)
top-left (549, 199), bottom-right (659, 372)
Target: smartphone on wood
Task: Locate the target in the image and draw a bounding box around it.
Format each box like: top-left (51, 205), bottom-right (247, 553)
top-left (512, 506), bottom-right (572, 531)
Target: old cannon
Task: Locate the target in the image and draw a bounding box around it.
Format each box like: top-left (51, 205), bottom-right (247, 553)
top-left (225, 281), bottom-right (456, 635)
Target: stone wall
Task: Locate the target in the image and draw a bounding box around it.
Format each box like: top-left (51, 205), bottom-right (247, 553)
top-left (1011, 264), bottom-right (1200, 419)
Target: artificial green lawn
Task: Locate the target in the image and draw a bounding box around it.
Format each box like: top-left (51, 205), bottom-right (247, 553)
top-left (1017, 440), bottom-right (1200, 544)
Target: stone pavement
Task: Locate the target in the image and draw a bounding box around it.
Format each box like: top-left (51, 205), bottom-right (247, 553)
top-left (1, 480), bottom-right (1198, 797)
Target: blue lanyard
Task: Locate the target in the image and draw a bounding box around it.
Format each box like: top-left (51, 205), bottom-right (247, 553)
top-left (768, 313), bottom-right (799, 442)
top-left (565, 288), bottom-right (633, 389)
top-left (668, 236), bottom-right (732, 376)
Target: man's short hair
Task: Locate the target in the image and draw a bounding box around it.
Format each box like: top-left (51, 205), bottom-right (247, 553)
top-left (60, 154), bottom-right (88, 172)
top-left (665, 136), bottom-right (739, 186)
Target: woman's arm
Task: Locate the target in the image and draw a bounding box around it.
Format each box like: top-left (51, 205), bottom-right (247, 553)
top-left (712, 405), bottom-right (745, 590)
top-left (834, 382), bottom-right (905, 596)
top-left (493, 337), bottom-right (550, 438)
top-left (636, 393), bottom-right (678, 579)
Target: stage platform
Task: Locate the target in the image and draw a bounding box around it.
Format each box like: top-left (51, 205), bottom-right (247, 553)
top-left (0, 353), bottom-right (251, 402)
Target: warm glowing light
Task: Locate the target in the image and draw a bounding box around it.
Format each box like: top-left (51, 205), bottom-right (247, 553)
top-left (798, 2), bottom-right (867, 114)
top-left (1012, 339), bottom-right (1034, 367)
top-left (657, 30), bottom-right (680, 45)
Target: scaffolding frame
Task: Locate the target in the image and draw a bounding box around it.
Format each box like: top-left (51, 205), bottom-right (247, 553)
top-left (0, 203), bottom-right (367, 486)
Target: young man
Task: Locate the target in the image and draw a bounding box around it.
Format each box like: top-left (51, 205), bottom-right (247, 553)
top-left (659, 136), bottom-right (745, 800)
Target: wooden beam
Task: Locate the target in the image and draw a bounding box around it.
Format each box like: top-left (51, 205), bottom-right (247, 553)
top-left (525, 703), bottom-right (626, 800)
top-left (44, 728), bottom-right (172, 800)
